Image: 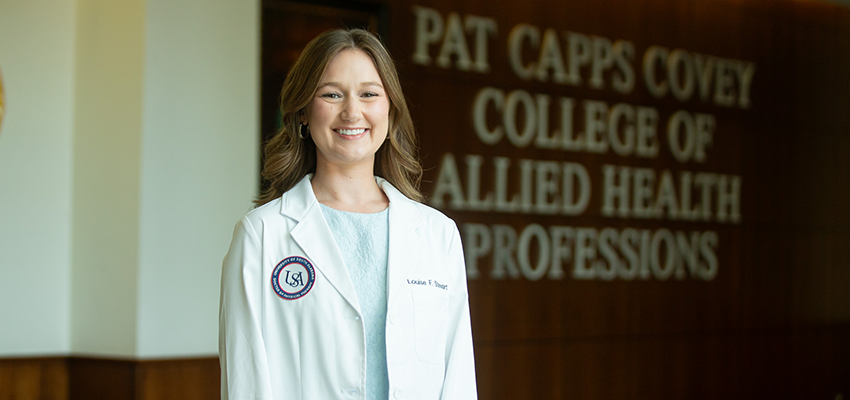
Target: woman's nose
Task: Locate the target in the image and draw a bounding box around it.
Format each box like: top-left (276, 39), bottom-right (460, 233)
top-left (341, 98), bottom-right (362, 121)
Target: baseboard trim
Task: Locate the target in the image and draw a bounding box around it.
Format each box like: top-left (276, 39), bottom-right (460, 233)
top-left (0, 356), bottom-right (220, 400)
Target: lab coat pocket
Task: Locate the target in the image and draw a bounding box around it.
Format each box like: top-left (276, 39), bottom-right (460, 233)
top-left (411, 290), bottom-right (449, 365)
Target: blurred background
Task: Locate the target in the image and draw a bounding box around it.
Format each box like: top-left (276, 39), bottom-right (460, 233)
top-left (1, 0), bottom-right (848, 399)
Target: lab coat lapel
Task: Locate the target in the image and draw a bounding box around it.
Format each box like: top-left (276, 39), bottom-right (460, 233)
top-left (379, 179), bottom-right (423, 306)
top-left (283, 176), bottom-right (361, 312)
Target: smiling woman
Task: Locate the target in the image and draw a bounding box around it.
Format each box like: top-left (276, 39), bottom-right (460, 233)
top-left (303, 49), bottom-right (392, 211)
top-left (255, 29), bottom-right (423, 207)
top-left (219, 29), bottom-right (478, 400)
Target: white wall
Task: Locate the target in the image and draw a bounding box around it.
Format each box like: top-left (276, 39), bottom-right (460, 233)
top-left (0, 0), bottom-right (75, 356)
top-left (69, 0), bottom-right (146, 357)
top-left (0, 0), bottom-right (259, 358)
top-left (135, 0), bottom-right (259, 358)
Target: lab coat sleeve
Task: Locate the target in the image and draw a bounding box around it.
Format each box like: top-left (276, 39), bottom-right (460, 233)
top-left (220, 216), bottom-right (274, 400)
top-left (440, 223), bottom-right (478, 399)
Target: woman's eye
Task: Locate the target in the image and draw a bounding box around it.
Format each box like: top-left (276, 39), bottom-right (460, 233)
top-left (321, 93), bottom-right (341, 99)
top-left (362, 92), bottom-right (379, 98)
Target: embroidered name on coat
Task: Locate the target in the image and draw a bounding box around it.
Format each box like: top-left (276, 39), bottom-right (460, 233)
top-left (407, 278), bottom-right (448, 290)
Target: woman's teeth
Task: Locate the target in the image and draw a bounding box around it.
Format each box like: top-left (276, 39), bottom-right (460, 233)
top-left (336, 128), bottom-right (366, 136)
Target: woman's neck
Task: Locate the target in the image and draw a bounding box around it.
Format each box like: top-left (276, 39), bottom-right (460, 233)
top-left (311, 163), bottom-right (389, 213)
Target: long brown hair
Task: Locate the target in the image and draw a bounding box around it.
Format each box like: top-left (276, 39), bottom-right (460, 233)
top-left (255, 29), bottom-right (423, 207)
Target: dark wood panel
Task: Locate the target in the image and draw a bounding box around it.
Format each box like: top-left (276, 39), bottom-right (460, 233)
top-left (67, 358), bottom-right (135, 400)
top-left (381, 0), bottom-right (850, 398)
top-left (474, 325), bottom-right (850, 400)
top-left (0, 357), bottom-right (219, 400)
top-left (135, 358), bottom-right (220, 400)
top-left (0, 358), bottom-right (68, 400)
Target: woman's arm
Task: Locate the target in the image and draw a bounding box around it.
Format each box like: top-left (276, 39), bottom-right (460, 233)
top-left (220, 217), bottom-right (275, 400)
top-left (440, 223), bottom-right (479, 399)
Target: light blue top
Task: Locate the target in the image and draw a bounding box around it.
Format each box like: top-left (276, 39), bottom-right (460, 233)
top-left (320, 203), bottom-right (390, 400)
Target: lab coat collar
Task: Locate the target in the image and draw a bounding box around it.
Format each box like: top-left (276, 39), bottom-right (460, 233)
top-left (285, 175), bottom-right (361, 312)
top-left (377, 177), bottom-right (424, 306)
top-left (281, 174), bottom-right (424, 312)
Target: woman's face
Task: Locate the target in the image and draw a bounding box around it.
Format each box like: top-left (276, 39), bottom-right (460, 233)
top-left (303, 49), bottom-right (390, 172)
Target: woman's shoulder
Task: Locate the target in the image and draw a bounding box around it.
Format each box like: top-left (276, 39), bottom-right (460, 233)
top-left (239, 197), bottom-right (286, 227)
top-left (245, 176), bottom-right (313, 221)
top-left (397, 196), bottom-right (459, 237)
top-left (379, 177), bottom-right (458, 229)
top-left (249, 197), bottom-right (282, 215)
top-left (410, 199), bottom-right (453, 223)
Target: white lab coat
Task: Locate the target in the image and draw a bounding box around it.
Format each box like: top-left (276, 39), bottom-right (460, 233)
top-left (219, 175), bottom-right (477, 400)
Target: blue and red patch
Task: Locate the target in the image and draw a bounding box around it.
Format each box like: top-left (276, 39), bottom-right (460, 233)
top-left (271, 256), bottom-right (315, 300)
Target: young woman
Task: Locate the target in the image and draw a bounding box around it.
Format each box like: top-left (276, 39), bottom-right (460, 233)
top-left (219, 29), bottom-right (477, 400)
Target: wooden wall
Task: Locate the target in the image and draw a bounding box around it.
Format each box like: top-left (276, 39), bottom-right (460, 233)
top-left (384, 0), bottom-right (850, 398)
top-left (0, 357), bottom-right (219, 400)
top-left (0, 358), bottom-right (67, 400)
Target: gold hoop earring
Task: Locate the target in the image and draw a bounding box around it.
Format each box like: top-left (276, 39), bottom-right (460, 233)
top-left (299, 123), bottom-right (309, 139)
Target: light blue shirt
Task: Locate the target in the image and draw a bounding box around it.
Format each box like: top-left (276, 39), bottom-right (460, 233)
top-left (320, 204), bottom-right (390, 400)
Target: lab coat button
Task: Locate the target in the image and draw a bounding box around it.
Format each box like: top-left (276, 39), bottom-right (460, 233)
top-left (389, 313), bottom-right (397, 325)
top-left (393, 388), bottom-right (403, 399)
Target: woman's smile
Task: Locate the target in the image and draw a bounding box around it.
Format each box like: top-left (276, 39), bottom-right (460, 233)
top-left (334, 127), bottom-right (369, 138)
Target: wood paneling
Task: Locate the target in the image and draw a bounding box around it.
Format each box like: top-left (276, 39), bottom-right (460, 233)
top-left (135, 358), bottom-right (220, 400)
top-left (0, 357), bottom-right (218, 400)
top-left (380, 0), bottom-right (850, 398)
top-left (67, 358), bottom-right (135, 400)
top-left (0, 358), bottom-right (67, 400)
top-left (474, 326), bottom-right (850, 399)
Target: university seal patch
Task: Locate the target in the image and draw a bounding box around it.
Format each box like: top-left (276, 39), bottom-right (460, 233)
top-left (271, 256), bottom-right (315, 300)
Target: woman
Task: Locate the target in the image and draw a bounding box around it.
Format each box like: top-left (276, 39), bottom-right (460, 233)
top-left (219, 29), bottom-right (477, 400)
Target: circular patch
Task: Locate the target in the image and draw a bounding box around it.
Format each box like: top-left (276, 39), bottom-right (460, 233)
top-left (271, 256), bottom-right (315, 300)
